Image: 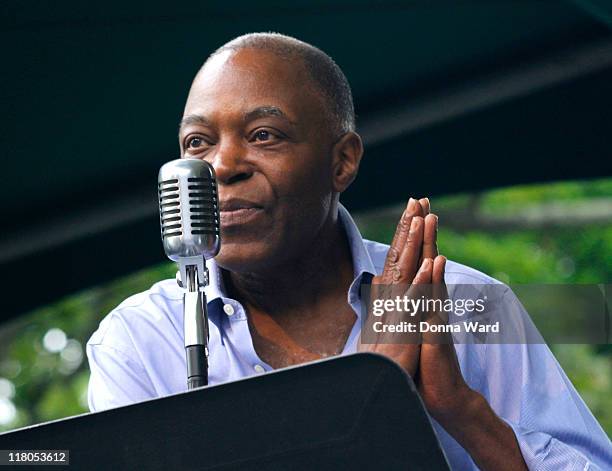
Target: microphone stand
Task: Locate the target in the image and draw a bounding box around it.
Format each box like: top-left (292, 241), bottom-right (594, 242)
top-left (179, 262), bottom-right (210, 389)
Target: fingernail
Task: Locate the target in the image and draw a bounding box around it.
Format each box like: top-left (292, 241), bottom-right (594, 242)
top-left (407, 198), bottom-right (416, 211)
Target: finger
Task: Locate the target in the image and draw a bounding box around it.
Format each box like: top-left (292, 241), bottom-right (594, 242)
top-left (432, 255), bottom-right (446, 284)
top-left (397, 216), bottom-right (424, 284)
top-left (422, 213), bottom-right (439, 261)
top-left (412, 258), bottom-right (433, 285)
top-left (432, 255), bottom-right (449, 323)
top-left (414, 199), bottom-right (426, 217)
top-left (425, 255), bottom-right (450, 337)
top-left (382, 198), bottom-right (419, 283)
top-left (419, 197), bottom-right (430, 215)
top-left (389, 198), bottom-right (418, 249)
top-left (407, 258), bottom-right (433, 327)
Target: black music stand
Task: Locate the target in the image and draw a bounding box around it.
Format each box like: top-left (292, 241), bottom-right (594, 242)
top-left (0, 353), bottom-right (450, 470)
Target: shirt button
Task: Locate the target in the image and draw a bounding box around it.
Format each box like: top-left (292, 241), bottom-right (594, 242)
top-left (253, 364), bottom-right (265, 374)
top-left (223, 304), bottom-right (235, 316)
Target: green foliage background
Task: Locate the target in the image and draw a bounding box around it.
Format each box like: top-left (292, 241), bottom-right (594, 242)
top-left (0, 178), bottom-right (610, 436)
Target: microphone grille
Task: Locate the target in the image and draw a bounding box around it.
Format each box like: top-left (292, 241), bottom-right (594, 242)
top-left (159, 178), bottom-right (182, 238)
top-left (187, 176), bottom-right (219, 236)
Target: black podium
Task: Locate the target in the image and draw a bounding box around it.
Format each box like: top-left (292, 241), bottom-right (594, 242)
top-left (0, 353), bottom-right (450, 470)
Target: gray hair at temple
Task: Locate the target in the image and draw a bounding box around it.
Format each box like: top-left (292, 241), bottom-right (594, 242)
top-left (205, 32), bottom-right (356, 137)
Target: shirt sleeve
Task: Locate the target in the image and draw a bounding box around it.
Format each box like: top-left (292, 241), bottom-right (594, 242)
top-left (482, 288), bottom-right (612, 470)
top-left (86, 313), bottom-right (157, 412)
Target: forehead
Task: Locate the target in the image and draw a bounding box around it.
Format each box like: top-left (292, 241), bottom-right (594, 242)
top-left (184, 48), bottom-right (323, 124)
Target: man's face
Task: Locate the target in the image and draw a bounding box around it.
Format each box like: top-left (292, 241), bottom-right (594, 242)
top-left (180, 48), bottom-right (336, 273)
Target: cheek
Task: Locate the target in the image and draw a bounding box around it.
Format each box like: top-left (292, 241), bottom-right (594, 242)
top-left (269, 145), bottom-right (334, 202)
top-left (272, 174), bottom-right (331, 231)
top-left (270, 159), bottom-right (334, 238)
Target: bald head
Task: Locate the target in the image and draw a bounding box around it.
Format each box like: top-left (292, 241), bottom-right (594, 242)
top-left (179, 33), bottom-right (364, 273)
top-left (198, 32), bottom-right (356, 138)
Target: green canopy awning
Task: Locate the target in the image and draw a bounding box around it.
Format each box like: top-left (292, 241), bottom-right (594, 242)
top-left (2, 1), bottom-right (612, 322)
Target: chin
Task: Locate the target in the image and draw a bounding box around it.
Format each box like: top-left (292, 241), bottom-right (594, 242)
top-left (214, 241), bottom-right (276, 274)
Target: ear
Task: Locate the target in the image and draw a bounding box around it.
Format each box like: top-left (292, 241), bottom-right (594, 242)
top-left (331, 131), bottom-right (364, 193)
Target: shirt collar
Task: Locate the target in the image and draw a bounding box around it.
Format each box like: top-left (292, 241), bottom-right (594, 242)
top-left (337, 203), bottom-right (377, 282)
top-left (204, 203), bottom-right (377, 307)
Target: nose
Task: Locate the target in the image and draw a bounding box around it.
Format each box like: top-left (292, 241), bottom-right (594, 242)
top-left (210, 137), bottom-right (253, 185)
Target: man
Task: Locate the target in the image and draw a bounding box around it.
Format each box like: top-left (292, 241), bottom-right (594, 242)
top-left (86, 33), bottom-right (611, 470)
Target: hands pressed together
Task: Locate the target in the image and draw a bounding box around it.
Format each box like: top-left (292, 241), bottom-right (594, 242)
top-left (358, 197), bottom-right (528, 471)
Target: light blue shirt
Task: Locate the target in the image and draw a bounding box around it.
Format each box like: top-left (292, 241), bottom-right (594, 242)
top-left (87, 205), bottom-right (612, 470)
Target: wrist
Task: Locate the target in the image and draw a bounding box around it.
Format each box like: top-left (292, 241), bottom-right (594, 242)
top-left (432, 387), bottom-right (484, 436)
top-left (436, 391), bottom-right (527, 471)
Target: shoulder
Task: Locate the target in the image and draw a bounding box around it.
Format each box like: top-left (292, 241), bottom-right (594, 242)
top-left (362, 238), bottom-right (503, 285)
top-left (115, 277), bottom-right (183, 310)
top-left (87, 278), bottom-right (182, 351)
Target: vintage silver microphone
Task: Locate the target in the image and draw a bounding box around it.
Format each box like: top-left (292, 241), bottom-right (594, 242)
top-left (158, 158), bottom-right (221, 389)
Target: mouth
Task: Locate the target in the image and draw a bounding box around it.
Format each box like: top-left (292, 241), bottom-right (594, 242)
top-left (219, 199), bottom-right (265, 227)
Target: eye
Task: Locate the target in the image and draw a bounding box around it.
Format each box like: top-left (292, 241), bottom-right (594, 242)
top-left (250, 128), bottom-right (285, 144)
top-left (186, 136), bottom-right (205, 149)
top-left (254, 130), bottom-right (272, 142)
